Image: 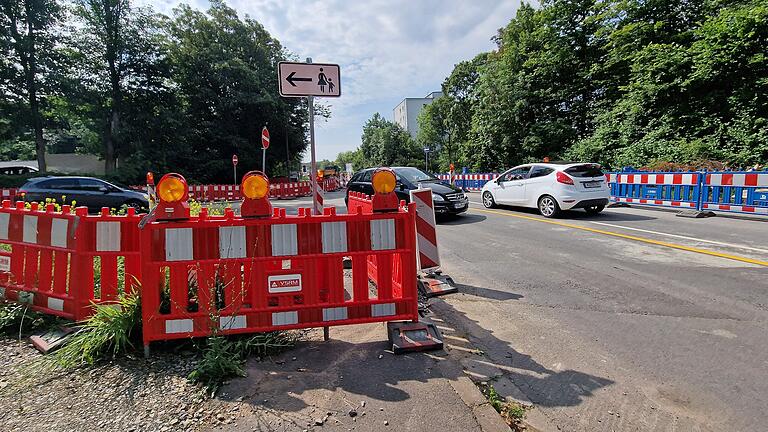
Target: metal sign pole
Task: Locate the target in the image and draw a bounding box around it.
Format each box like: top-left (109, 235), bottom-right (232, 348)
top-left (262, 147), bottom-right (266, 175)
top-left (234, 165), bottom-right (237, 185)
top-left (307, 58), bottom-right (319, 215)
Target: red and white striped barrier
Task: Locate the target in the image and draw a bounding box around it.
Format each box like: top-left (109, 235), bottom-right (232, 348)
top-left (314, 180), bottom-right (324, 215)
top-left (612, 197), bottom-right (697, 208)
top-left (0, 201), bottom-right (142, 320)
top-left (706, 173), bottom-right (768, 187)
top-left (410, 189), bottom-right (439, 270)
top-left (612, 173), bottom-right (698, 185)
top-left (139, 204), bottom-right (418, 345)
top-left (0, 189), bottom-right (18, 202)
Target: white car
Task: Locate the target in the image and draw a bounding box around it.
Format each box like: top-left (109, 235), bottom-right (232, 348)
top-left (481, 163), bottom-right (610, 217)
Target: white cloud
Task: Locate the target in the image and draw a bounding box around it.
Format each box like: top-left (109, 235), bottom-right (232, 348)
top-left (137, 0), bottom-right (525, 160)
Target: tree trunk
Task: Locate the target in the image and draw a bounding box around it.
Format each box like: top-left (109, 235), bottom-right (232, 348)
top-left (24, 0), bottom-right (46, 173)
top-left (104, 108), bottom-right (118, 173)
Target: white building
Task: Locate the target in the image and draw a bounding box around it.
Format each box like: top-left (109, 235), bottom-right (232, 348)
top-left (393, 91), bottom-right (443, 139)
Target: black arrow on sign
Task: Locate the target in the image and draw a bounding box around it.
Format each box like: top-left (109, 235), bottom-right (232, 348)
top-left (286, 71), bottom-right (312, 87)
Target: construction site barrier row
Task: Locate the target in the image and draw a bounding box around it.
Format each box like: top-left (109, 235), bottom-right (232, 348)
top-left (140, 201), bottom-right (418, 346)
top-left (0, 189), bottom-right (17, 202)
top-left (608, 171), bottom-right (768, 216)
top-left (135, 179), bottom-right (341, 202)
top-left (0, 200), bottom-right (142, 321)
top-left (435, 170), bottom-right (768, 217)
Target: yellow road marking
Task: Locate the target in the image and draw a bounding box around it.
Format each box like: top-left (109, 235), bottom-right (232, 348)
top-left (472, 207), bottom-right (768, 267)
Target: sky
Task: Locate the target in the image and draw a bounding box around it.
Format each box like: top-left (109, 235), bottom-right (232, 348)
top-left (137, 0), bottom-right (525, 162)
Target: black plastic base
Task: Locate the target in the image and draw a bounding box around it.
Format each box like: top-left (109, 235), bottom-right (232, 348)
top-left (387, 321), bottom-right (444, 355)
top-left (418, 272), bottom-right (458, 297)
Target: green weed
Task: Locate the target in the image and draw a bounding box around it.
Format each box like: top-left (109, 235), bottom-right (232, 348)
top-left (481, 382), bottom-right (527, 427)
top-left (0, 302), bottom-right (59, 336)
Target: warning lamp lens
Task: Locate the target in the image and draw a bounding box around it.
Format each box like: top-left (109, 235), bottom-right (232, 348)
top-left (242, 174), bottom-right (269, 199)
top-left (157, 176), bottom-right (186, 202)
top-left (146, 171), bottom-right (154, 184)
top-left (372, 169), bottom-right (397, 194)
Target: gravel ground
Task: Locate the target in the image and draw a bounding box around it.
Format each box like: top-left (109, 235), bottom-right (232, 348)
top-left (0, 336), bottom-right (238, 432)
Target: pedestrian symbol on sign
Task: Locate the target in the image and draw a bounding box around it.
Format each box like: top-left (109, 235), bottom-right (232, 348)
top-left (318, 68), bottom-right (328, 92)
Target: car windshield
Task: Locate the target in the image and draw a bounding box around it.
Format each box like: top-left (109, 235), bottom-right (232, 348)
top-left (395, 167), bottom-right (438, 183)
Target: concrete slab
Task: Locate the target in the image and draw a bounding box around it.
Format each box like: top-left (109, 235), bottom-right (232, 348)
top-left (211, 323), bottom-right (504, 432)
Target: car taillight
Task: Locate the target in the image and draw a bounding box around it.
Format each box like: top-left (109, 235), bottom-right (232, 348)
top-left (556, 171), bottom-right (574, 185)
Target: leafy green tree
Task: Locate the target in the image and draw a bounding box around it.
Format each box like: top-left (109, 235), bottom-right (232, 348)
top-left (0, 0), bottom-right (64, 172)
top-left (360, 113), bottom-right (421, 167)
top-left (165, 1), bottom-right (308, 182)
top-left (335, 149), bottom-right (367, 172)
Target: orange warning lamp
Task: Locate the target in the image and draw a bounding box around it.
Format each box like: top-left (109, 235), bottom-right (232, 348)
top-left (240, 171), bottom-right (272, 217)
top-left (371, 167), bottom-right (399, 212)
top-left (146, 171), bottom-right (154, 186)
top-left (156, 173), bottom-right (190, 220)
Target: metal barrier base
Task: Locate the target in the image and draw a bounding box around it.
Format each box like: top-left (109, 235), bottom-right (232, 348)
top-left (608, 202), bottom-right (630, 208)
top-left (387, 321), bottom-right (444, 354)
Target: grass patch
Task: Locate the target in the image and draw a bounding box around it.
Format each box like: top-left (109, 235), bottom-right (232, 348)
top-left (188, 331), bottom-right (302, 394)
top-left (0, 302), bottom-right (60, 337)
top-left (29, 290), bottom-right (141, 371)
top-left (480, 382), bottom-right (527, 429)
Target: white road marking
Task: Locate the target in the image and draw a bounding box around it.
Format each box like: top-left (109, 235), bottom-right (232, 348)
top-left (588, 221), bottom-right (768, 255)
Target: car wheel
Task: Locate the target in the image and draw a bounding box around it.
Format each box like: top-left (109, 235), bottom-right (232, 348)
top-left (482, 191), bottom-right (496, 208)
top-left (538, 195), bottom-right (560, 218)
top-left (585, 205), bottom-right (604, 215)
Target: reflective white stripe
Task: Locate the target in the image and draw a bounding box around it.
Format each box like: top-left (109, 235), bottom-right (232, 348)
top-left (682, 173), bottom-right (695, 185)
top-left (219, 315), bottom-right (247, 330)
top-left (165, 228), bottom-right (194, 261)
top-left (96, 221), bottom-right (121, 251)
top-left (370, 219), bottom-right (396, 250)
top-left (271, 224), bottom-right (298, 256)
top-left (371, 303), bottom-right (396, 317)
top-left (0, 213), bottom-right (9, 240)
top-left (165, 319), bottom-right (194, 334)
top-left (51, 218), bottom-right (69, 248)
top-left (321, 221), bottom-right (347, 253)
top-left (733, 174), bottom-right (745, 187)
top-left (323, 306), bottom-right (348, 321)
top-left (23, 215), bottom-right (37, 243)
top-left (47, 297), bottom-right (65, 311)
top-left (709, 174), bottom-right (723, 186)
top-left (219, 226), bottom-right (246, 259)
top-left (272, 311), bottom-right (298, 326)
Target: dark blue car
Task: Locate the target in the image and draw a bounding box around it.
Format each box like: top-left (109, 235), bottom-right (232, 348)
top-left (18, 176), bottom-right (148, 213)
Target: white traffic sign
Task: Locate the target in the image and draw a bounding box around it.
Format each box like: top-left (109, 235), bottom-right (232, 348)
top-left (278, 62), bottom-right (341, 97)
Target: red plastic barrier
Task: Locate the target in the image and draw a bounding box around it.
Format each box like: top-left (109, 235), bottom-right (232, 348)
top-left (0, 189), bottom-right (18, 202)
top-left (139, 203), bottom-right (418, 346)
top-left (0, 200), bottom-right (142, 320)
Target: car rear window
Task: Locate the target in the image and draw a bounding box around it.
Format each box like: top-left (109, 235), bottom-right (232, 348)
top-left (565, 164), bottom-right (603, 178)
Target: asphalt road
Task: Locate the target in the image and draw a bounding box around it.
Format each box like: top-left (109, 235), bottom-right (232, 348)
top-left (434, 193), bottom-right (768, 432)
top-left (255, 191), bottom-right (767, 431)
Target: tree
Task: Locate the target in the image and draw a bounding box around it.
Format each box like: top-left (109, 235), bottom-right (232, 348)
top-left (0, 0), bottom-right (63, 172)
top-left (335, 149), bottom-right (367, 172)
top-left (165, 1), bottom-right (309, 182)
top-left (360, 113), bottom-right (421, 167)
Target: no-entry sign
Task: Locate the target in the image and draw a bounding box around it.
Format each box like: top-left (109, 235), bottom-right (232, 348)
top-left (232, 154), bottom-right (238, 165)
top-left (278, 62), bottom-right (341, 97)
top-left (261, 127), bottom-right (270, 150)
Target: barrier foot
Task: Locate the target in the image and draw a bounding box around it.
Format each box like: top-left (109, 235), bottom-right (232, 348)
top-left (144, 344), bottom-right (150, 358)
top-left (323, 326), bottom-right (330, 341)
top-left (387, 321), bottom-right (444, 354)
top-left (608, 202), bottom-right (630, 208)
top-left (418, 271), bottom-right (458, 298)
top-left (676, 210), bottom-right (716, 219)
